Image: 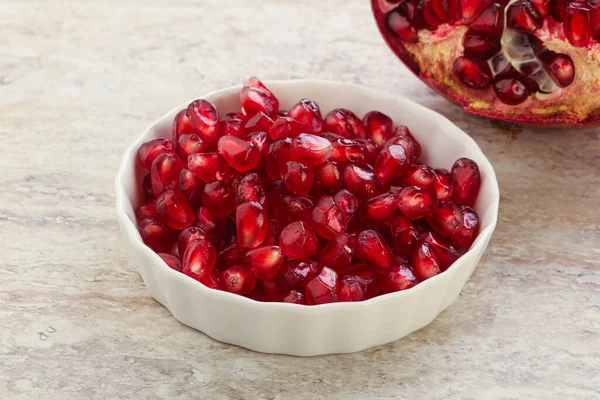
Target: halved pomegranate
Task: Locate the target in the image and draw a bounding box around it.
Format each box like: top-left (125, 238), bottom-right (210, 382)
top-left (372, 0), bottom-right (600, 126)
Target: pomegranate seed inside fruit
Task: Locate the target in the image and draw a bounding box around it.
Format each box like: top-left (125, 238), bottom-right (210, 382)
top-left (222, 265), bottom-right (256, 295)
top-left (150, 152), bottom-right (184, 197)
top-left (355, 229), bottom-right (393, 274)
top-left (290, 133), bottom-right (332, 167)
top-left (564, 2), bottom-right (592, 47)
top-left (433, 168), bottom-right (453, 202)
top-left (173, 109), bottom-right (197, 143)
top-left (451, 158), bottom-right (481, 206)
top-left (240, 77), bottom-right (279, 116)
top-left (426, 201), bottom-right (463, 238)
top-left (287, 99), bottom-right (323, 135)
top-left (279, 221), bottom-right (318, 260)
top-left (138, 217), bottom-right (178, 253)
top-left (387, 8), bottom-right (418, 42)
top-left (494, 77), bottom-right (531, 105)
top-left (158, 253), bottom-right (182, 272)
top-left (343, 164), bottom-right (382, 199)
top-left (323, 108), bottom-right (367, 139)
top-left (396, 186), bottom-right (437, 220)
top-left (421, 231), bottom-right (460, 270)
top-left (281, 290), bottom-right (306, 304)
top-left (507, 0), bottom-right (543, 33)
top-left (186, 99), bottom-right (220, 143)
top-left (463, 31), bottom-right (501, 60)
top-left (390, 212), bottom-right (420, 257)
top-left (319, 233), bottom-right (356, 267)
top-left (236, 201), bottom-right (268, 249)
top-left (411, 241), bottom-right (442, 281)
top-left (217, 135), bottom-right (261, 172)
top-left (202, 181), bottom-right (236, 217)
top-left (313, 161), bottom-right (343, 195)
top-left (281, 161), bottom-right (314, 196)
top-left (246, 246), bottom-right (285, 280)
top-left (544, 53), bottom-right (575, 87)
top-left (155, 189), bottom-right (195, 230)
top-left (363, 111), bottom-right (394, 147)
top-left (269, 116), bottom-right (303, 140)
top-left (471, 2), bottom-right (504, 34)
top-left (137, 139), bottom-right (174, 170)
top-left (179, 168), bottom-right (203, 207)
top-left (453, 57), bottom-right (492, 89)
top-left (305, 267), bottom-right (338, 305)
top-left (178, 226), bottom-right (211, 256)
top-left (311, 196), bottom-right (348, 239)
top-left (381, 263), bottom-right (418, 293)
top-left (452, 205), bottom-right (480, 248)
top-left (182, 239), bottom-right (217, 281)
top-left (278, 258), bottom-right (320, 290)
top-left (244, 111), bottom-right (274, 134)
top-left (374, 144), bottom-right (410, 185)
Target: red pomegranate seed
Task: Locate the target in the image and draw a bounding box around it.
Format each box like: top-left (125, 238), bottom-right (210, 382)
top-left (338, 275), bottom-right (367, 302)
top-left (287, 99), bottom-right (323, 135)
top-left (390, 212), bottom-right (420, 257)
top-left (400, 164), bottom-right (436, 188)
top-left (305, 267), bottom-right (338, 305)
top-left (265, 138), bottom-right (292, 180)
top-left (421, 231), bottom-right (460, 270)
top-left (158, 253), bottom-right (182, 272)
top-left (384, 134), bottom-right (415, 162)
top-left (253, 279), bottom-right (281, 302)
top-left (278, 258), bottom-right (320, 290)
top-left (279, 221), bottom-right (318, 259)
top-left (453, 57), bottom-right (492, 89)
top-left (195, 206), bottom-right (226, 242)
top-left (200, 271), bottom-right (222, 290)
top-left (169, 241), bottom-right (181, 258)
top-left (155, 190), bottom-right (195, 230)
top-left (281, 290), bottom-right (306, 304)
top-left (564, 2), bottom-right (592, 46)
top-left (544, 53), bottom-right (575, 87)
top-left (216, 242), bottom-right (248, 270)
top-left (330, 138), bottom-right (367, 164)
top-left (381, 263), bottom-right (418, 293)
top-left (244, 111), bottom-right (274, 134)
top-left (333, 189), bottom-right (359, 220)
top-left (281, 161), bottom-right (314, 196)
top-left (421, 0), bottom-right (450, 27)
top-left (177, 134), bottom-right (212, 164)
top-left (463, 31), bottom-right (501, 60)
top-left (281, 195), bottom-right (314, 224)
top-left (323, 108), bottom-right (367, 139)
top-left (187, 152), bottom-right (231, 183)
top-left (268, 116), bottom-right (303, 140)
top-left (353, 270), bottom-right (382, 299)
top-left (359, 192), bottom-right (398, 228)
top-left (507, 0), bottom-right (543, 32)
top-left (264, 217), bottom-right (284, 246)
top-left (411, 241), bottom-right (441, 281)
top-left (247, 131), bottom-right (269, 160)
top-left (290, 133), bottom-right (332, 167)
top-left (390, 125), bottom-right (421, 159)
top-left (150, 152), bottom-right (184, 196)
top-left (313, 161), bottom-right (343, 195)
top-left (137, 139), bottom-right (174, 170)
top-left (396, 186), bottom-right (437, 220)
top-left (319, 233), bottom-right (356, 267)
top-left (234, 172), bottom-right (266, 206)
top-left (217, 135), bottom-right (261, 172)
top-left (433, 168), bottom-right (453, 202)
top-left (363, 111), bottom-right (394, 147)
top-left (236, 201), bottom-right (268, 249)
top-left (452, 205), bottom-right (480, 248)
top-left (374, 144), bottom-right (410, 185)
top-left (136, 201), bottom-right (158, 220)
top-left (387, 8), bottom-right (418, 42)
top-left (246, 246), bottom-right (285, 280)
top-left (240, 77), bottom-right (279, 116)
top-left (182, 239), bottom-right (216, 281)
top-left (220, 115), bottom-right (246, 139)
top-left (356, 138), bottom-right (379, 164)
top-left (186, 99), bottom-right (220, 143)
top-left (343, 164), bottom-right (382, 199)
top-left (494, 77), bottom-right (531, 105)
top-left (427, 202), bottom-right (463, 238)
top-left (179, 168), bottom-right (203, 207)
top-left (355, 229), bottom-right (392, 274)
top-left (471, 2), bottom-right (504, 34)
top-left (178, 226), bottom-right (211, 256)
top-left (202, 181), bottom-right (236, 217)
top-left (173, 109), bottom-right (197, 143)
top-left (311, 196), bottom-right (348, 239)
top-left (142, 174), bottom-right (154, 200)
top-left (267, 180), bottom-right (288, 218)
top-left (451, 158), bottom-right (481, 206)
top-left (222, 265), bottom-right (256, 295)
top-left (138, 217), bottom-right (178, 253)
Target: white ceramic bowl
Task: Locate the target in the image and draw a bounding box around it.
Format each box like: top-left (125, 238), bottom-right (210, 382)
top-left (115, 80), bottom-right (499, 356)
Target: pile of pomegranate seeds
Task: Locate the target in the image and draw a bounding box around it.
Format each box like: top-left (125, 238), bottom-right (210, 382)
top-left (135, 77), bottom-right (482, 305)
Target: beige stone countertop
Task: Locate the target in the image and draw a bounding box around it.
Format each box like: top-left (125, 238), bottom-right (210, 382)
top-left (1, 0), bottom-right (599, 399)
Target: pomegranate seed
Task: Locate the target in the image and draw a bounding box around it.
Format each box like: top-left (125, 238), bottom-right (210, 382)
top-left (384, 134), bottom-right (415, 162)
top-left (381, 263), bottom-right (418, 293)
top-left (311, 196), bottom-right (348, 239)
top-left (142, 174), bottom-right (154, 200)
top-left (244, 111), bottom-right (274, 134)
top-left (374, 144), bottom-right (410, 185)
top-left (343, 164), bottom-right (382, 199)
top-left (246, 246), bottom-right (285, 280)
top-left (138, 217), bottom-right (178, 253)
top-left (158, 253), bottom-right (182, 272)
top-left (278, 258), bottom-right (320, 290)
top-left (268, 116), bottom-right (303, 140)
top-left (173, 109), bottom-right (197, 143)
top-left (363, 111), bottom-right (394, 147)
top-left (155, 189), bottom-right (195, 230)
top-left (565, 2), bottom-right (592, 46)
top-left (179, 168), bottom-right (203, 207)
top-left (187, 152), bottom-right (231, 184)
top-left (390, 212), bottom-right (420, 256)
top-left (338, 275), bottom-right (367, 302)
top-left (279, 221), bottom-right (318, 259)
top-left (217, 135), bottom-right (261, 172)
top-left (453, 57), bottom-right (492, 89)
top-left (265, 138), bottom-right (292, 180)
top-left (396, 186), bottom-right (437, 220)
top-left (421, 0), bottom-right (450, 27)
top-left (387, 8), bottom-right (418, 42)
top-left (247, 131), bottom-right (269, 162)
top-left (150, 152), bottom-right (184, 197)
top-left (305, 267), bottom-right (338, 305)
top-left (359, 192), bottom-right (398, 229)
top-left (323, 108), bottom-right (367, 139)
top-left (176, 134), bottom-right (211, 162)
top-left (494, 77), bottom-right (531, 105)
top-left (353, 270), bottom-right (382, 299)
top-left (222, 265), bottom-right (256, 295)
top-left (217, 242), bottom-right (248, 270)
top-left (451, 158), bottom-right (481, 206)
top-left (281, 290), bottom-right (306, 304)
top-left (411, 241), bottom-right (441, 281)
top-left (330, 138), bottom-right (367, 164)
top-left (137, 139), bottom-right (174, 170)
top-left (390, 125), bottom-right (421, 159)
top-left (234, 172), bottom-right (266, 206)
top-left (421, 231), bottom-right (460, 270)
top-left (319, 233), bottom-right (356, 267)
top-left (200, 271), bottom-right (222, 290)
top-left (202, 181), bottom-right (236, 217)
top-left (253, 279), bottom-right (281, 302)
top-left (281, 161), bottom-right (314, 196)
top-left (356, 138), bottom-right (379, 164)
top-left (264, 217), bottom-right (284, 246)
top-left (544, 53), bottom-right (575, 87)
top-left (287, 99), bottom-right (323, 135)
top-left (220, 115), bottom-right (246, 138)
top-left (506, 0), bottom-right (543, 32)
top-left (281, 195), bottom-right (314, 224)
top-left (182, 239), bottom-right (217, 281)
top-left (463, 31), bottom-right (501, 60)
top-left (452, 206), bottom-right (480, 248)
top-left (313, 161), bottom-right (343, 195)
top-left (400, 164), bottom-right (436, 188)
top-left (471, 2), bottom-right (504, 34)
top-left (333, 189), bottom-right (359, 220)
top-left (178, 226), bottom-right (211, 256)
top-left (136, 201), bottom-right (158, 220)
top-left (427, 202), bottom-right (463, 238)
top-left (240, 77), bottom-right (279, 116)
top-left (196, 206), bottom-right (226, 242)
top-left (290, 133), bottom-right (332, 167)
top-left (433, 168), bottom-right (453, 202)
top-left (355, 230), bottom-right (392, 274)
top-left (186, 99), bottom-right (220, 143)
top-left (236, 201), bottom-right (268, 249)
top-left (267, 180), bottom-right (289, 218)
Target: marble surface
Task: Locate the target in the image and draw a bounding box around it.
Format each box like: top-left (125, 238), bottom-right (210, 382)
top-left (1, 0), bottom-right (599, 399)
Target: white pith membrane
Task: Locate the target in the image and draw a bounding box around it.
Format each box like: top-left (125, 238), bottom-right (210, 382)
top-left (375, 0), bottom-right (600, 125)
